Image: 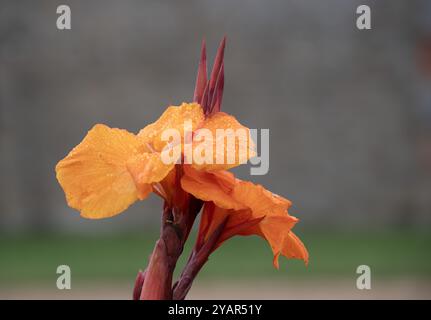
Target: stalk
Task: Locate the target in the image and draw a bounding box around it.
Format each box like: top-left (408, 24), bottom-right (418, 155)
top-left (172, 217), bottom-right (228, 300)
top-left (139, 199), bottom-right (202, 300)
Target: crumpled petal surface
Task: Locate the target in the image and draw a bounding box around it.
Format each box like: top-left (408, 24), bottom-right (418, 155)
top-left (138, 102), bottom-right (204, 152)
top-left (126, 152), bottom-right (176, 199)
top-left (181, 165), bottom-right (245, 210)
top-left (56, 124), bottom-right (144, 219)
top-left (191, 112), bottom-right (256, 171)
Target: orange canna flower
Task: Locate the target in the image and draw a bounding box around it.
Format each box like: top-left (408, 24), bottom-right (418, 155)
top-left (55, 38), bottom-right (308, 300)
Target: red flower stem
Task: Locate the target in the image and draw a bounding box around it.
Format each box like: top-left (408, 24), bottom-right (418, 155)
top-left (132, 270), bottom-right (146, 300)
top-left (172, 217), bottom-right (229, 300)
top-left (139, 199), bottom-right (202, 300)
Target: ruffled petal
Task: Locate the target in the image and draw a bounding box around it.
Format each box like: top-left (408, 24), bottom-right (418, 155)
top-left (181, 165), bottom-right (245, 210)
top-left (190, 112), bottom-right (256, 171)
top-left (250, 216), bottom-right (299, 269)
top-left (126, 152), bottom-right (176, 199)
top-left (182, 166), bottom-right (292, 219)
top-left (138, 102), bottom-right (205, 152)
top-left (182, 166), bottom-right (307, 266)
top-left (55, 124), bottom-right (144, 219)
top-left (281, 231), bottom-right (309, 265)
top-left (232, 180), bottom-right (292, 217)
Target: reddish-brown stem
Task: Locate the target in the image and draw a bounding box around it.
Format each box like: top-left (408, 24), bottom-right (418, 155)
top-left (172, 217), bottom-right (228, 300)
top-left (139, 199), bottom-right (202, 300)
top-left (132, 270), bottom-right (146, 300)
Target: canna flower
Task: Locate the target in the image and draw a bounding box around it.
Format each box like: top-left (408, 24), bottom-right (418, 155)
top-left (55, 38), bottom-right (308, 300)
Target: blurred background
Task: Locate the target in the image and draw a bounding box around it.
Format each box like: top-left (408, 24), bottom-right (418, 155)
top-left (1, 0), bottom-right (430, 299)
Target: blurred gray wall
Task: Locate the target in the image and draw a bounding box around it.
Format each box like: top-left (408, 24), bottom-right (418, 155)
top-left (1, 0), bottom-right (430, 232)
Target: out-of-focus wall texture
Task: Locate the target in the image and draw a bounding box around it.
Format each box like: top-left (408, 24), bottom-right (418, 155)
top-left (1, 0), bottom-right (430, 232)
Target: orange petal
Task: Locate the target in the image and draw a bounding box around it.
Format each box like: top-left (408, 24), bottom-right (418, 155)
top-left (182, 166), bottom-right (292, 219)
top-left (55, 124), bottom-right (144, 219)
top-left (196, 204), bottom-right (254, 248)
top-left (281, 231), bottom-right (309, 265)
top-left (233, 183), bottom-right (307, 266)
top-left (255, 216), bottom-right (299, 269)
top-left (191, 112), bottom-right (256, 171)
top-left (126, 152), bottom-right (176, 199)
top-left (181, 166), bottom-right (245, 210)
top-left (213, 207), bottom-right (262, 248)
top-left (138, 102), bottom-right (204, 152)
top-left (232, 180), bottom-right (292, 218)
top-left (198, 204), bottom-right (300, 269)
top-left (157, 167), bottom-right (178, 205)
top-left (216, 210), bottom-right (298, 268)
